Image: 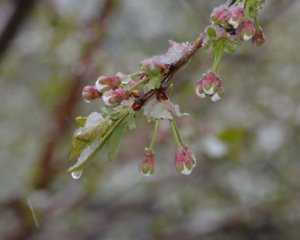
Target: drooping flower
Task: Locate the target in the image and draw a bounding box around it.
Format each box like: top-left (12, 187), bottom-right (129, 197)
top-left (82, 85), bottom-right (101, 102)
top-left (139, 149), bottom-right (155, 176)
top-left (237, 18), bottom-right (256, 41)
top-left (228, 4), bottom-right (244, 29)
top-left (175, 144), bottom-right (196, 175)
top-left (102, 89), bottom-right (129, 107)
top-left (252, 27), bottom-right (265, 46)
top-left (195, 72), bottom-right (224, 102)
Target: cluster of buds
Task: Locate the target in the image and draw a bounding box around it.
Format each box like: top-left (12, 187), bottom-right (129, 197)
top-left (209, 2), bottom-right (264, 44)
top-left (195, 72), bottom-right (224, 102)
top-left (82, 75), bottom-right (131, 107)
top-left (138, 145), bottom-right (197, 176)
top-left (70, 0), bottom-right (266, 179)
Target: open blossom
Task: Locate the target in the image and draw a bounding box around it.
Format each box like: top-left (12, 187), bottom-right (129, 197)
top-left (102, 89), bottom-right (129, 107)
top-left (195, 72), bottom-right (224, 102)
top-left (139, 149), bottom-right (155, 176)
top-left (95, 75), bottom-right (121, 92)
top-left (82, 85), bottom-right (101, 102)
top-left (175, 145), bottom-right (196, 175)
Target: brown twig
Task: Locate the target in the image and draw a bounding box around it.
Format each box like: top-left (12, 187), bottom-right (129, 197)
top-left (132, 35), bottom-right (204, 111)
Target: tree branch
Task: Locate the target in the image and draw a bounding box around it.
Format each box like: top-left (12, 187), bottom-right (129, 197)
top-left (0, 0), bottom-right (36, 63)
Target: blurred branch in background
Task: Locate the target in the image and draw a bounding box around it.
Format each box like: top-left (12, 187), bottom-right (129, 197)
top-left (0, 0), bottom-right (36, 63)
top-left (33, 0), bottom-right (117, 190)
top-left (0, 0), bottom-right (117, 239)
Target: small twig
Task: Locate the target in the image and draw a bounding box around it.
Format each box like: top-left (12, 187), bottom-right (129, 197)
top-left (132, 34), bottom-right (204, 111)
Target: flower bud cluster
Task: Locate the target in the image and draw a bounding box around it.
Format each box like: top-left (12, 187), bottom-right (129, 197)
top-left (195, 72), bottom-right (224, 102)
top-left (207, 2), bottom-right (264, 44)
top-left (82, 74), bottom-right (131, 107)
top-left (138, 144), bottom-right (197, 176)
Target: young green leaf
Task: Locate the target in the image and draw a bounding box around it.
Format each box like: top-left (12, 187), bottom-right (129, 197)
top-left (69, 120), bottom-right (111, 159)
top-left (107, 121), bottom-right (128, 161)
top-left (68, 112), bottom-right (130, 172)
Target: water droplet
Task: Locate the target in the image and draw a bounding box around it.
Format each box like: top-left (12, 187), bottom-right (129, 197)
top-left (71, 171), bottom-right (82, 180)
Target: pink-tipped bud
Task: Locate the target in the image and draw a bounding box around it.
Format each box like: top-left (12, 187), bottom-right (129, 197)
top-left (139, 149), bottom-right (155, 176)
top-left (175, 145), bottom-right (196, 175)
top-left (82, 85), bottom-right (101, 103)
top-left (238, 18), bottom-right (256, 41)
top-left (228, 4), bottom-right (244, 29)
top-left (195, 72), bottom-right (224, 102)
top-left (95, 75), bottom-right (121, 92)
top-left (210, 4), bottom-right (228, 25)
top-left (102, 89), bottom-right (129, 107)
top-left (252, 27), bottom-right (265, 46)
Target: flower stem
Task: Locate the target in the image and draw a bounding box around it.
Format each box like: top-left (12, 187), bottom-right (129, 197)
top-left (128, 77), bottom-right (149, 92)
top-left (148, 120), bottom-right (159, 151)
top-left (212, 41), bottom-right (224, 74)
top-left (169, 119), bottom-right (184, 147)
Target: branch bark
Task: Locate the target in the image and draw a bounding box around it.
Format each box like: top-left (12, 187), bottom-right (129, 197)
top-left (0, 0), bottom-right (36, 63)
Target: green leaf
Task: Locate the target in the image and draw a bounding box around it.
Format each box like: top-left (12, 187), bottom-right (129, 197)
top-left (206, 26), bottom-right (216, 37)
top-left (68, 112), bottom-right (129, 172)
top-left (69, 120), bottom-right (110, 159)
top-left (108, 121), bottom-right (128, 161)
top-left (75, 116), bottom-right (87, 126)
top-left (143, 67), bottom-right (163, 89)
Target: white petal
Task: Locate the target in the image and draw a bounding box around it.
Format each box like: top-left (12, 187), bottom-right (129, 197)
top-left (95, 82), bottom-right (108, 92)
top-left (180, 164), bottom-right (193, 175)
top-left (203, 87), bottom-right (214, 95)
top-left (243, 34), bottom-right (253, 41)
top-left (229, 19), bottom-right (239, 29)
top-left (196, 90), bottom-right (206, 98)
top-left (211, 93), bottom-right (221, 102)
top-left (102, 95), bottom-right (113, 106)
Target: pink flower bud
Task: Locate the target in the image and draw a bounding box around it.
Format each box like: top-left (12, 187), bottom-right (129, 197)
top-left (102, 89), bottom-right (129, 107)
top-left (95, 75), bottom-right (121, 92)
top-left (195, 72), bottom-right (224, 102)
top-left (238, 18), bottom-right (256, 41)
top-left (210, 4), bottom-right (228, 25)
top-left (228, 4), bottom-right (244, 29)
top-left (175, 145), bottom-right (196, 175)
top-left (252, 27), bottom-right (265, 46)
top-left (139, 149), bottom-right (155, 176)
top-left (82, 85), bottom-right (101, 103)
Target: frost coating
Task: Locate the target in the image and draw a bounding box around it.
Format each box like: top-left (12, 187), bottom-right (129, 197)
top-left (68, 139), bottom-right (101, 172)
top-left (143, 98), bottom-right (188, 120)
top-left (86, 112), bottom-right (104, 128)
top-left (141, 41), bottom-right (192, 70)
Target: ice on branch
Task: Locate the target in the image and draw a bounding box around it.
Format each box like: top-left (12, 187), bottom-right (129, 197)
top-left (141, 41), bottom-right (193, 72)
top-left (143, 98), bottom-right (188, 120)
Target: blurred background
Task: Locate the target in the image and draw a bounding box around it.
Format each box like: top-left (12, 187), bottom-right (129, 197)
top-left (1, 0), bottom-right (300, 239)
